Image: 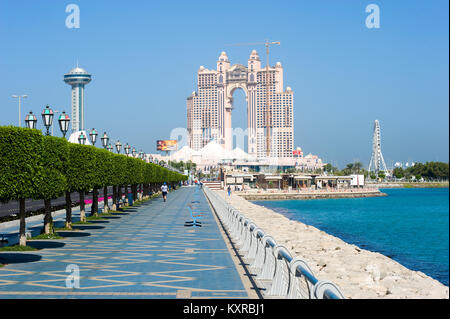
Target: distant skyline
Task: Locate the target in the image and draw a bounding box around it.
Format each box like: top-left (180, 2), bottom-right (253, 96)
top-left (0, 0), bottom-right (448, 168)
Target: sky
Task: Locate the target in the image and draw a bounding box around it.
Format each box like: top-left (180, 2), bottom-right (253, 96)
top-left (0, 0), bottom-right (448, 168)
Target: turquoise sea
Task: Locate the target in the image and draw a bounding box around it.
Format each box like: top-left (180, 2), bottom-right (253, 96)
top-left (252, 188), bottom-right (449, 286)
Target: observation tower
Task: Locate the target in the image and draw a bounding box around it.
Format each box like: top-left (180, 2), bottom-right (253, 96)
top-left (64, 66), bottom-right (92, 133)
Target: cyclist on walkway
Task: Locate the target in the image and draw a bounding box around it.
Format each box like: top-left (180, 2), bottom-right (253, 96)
top-left (161, 182), bottom-right (168, 202)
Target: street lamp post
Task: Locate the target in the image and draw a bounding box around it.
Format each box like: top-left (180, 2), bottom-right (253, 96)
top-left (115, 140), bottom-right (122, 154)
top-left (107, 144), bottom-right (113, 152)
top-left (41, 105), bottom-right (54, 136)
top-left (89, 129), bottom-right (98, 146)
top-left (58, 112), bottom-right (71, 138)
top-left (24, 111), bottom-right (37, 129)
top-left (78, 131), bottom-right (87, 145)
top-left (132, 147), bottom-right (137, 158)
top-left (101, 132), bottom-right (109, 149)
top-left (124, 143), bottom-right (131, 156)
top-left (12, 95), bottom-right (28, 127)
top-left (139, 150), bottom-right (145, 198)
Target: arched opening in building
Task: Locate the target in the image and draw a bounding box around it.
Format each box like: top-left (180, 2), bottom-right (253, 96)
top-left (231, 88), bottom-right (248, 153)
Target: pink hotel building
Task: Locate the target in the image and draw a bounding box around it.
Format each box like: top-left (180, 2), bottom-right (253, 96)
top-left (187, 50), bottom-right (294, 159)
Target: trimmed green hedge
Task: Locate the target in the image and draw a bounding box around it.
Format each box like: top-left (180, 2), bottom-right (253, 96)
top-left (0, 126), bottom-right (44, 203)
top-left (34, 135), bottom-right (68, 201)
top-left (0, 126), bottom-right (187, 245)
top-left (0, 126), bottom-right (187, 204)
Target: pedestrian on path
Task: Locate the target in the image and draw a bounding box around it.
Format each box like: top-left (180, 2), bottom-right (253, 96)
top-left (161, 182), bottom-right (168, 202)
top-left (227, 185), bottom-right (231, 197)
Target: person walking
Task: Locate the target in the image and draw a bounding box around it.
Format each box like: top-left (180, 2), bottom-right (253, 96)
top-left (227, 185), bottom-right (231, 197)
top-left (161, 182), bottom-right (168, 202)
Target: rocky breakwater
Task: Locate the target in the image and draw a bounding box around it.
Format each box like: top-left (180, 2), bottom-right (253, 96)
top-left (239, 190), bottom-right (387, 201)
top-left (215, 191), bottom-right (449, 299)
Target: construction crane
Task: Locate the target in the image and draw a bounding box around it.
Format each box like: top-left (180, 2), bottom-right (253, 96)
top-left (227, 40), bottom-right (281, 157)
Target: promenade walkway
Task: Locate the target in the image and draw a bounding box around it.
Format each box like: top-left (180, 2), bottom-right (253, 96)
top-left (0, 187), bottom-right (249, 299)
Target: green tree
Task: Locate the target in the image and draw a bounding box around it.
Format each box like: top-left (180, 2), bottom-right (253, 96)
top-left (90, 148), bottom-right (112, 215)
top-left (97, 149), bottom-right (114, 213)
top-left (66, 144), bottom-right (100, 225)
top-left (353, 162), bottom-right (363, 173)
top-left (323, 163), bottom-right (338, 174)
top-left (111, 155), bottom-right (128, 210)
top-left (0, 126), bottom-right (44, 246)
top-left (33, 136), bottom-right (68, 234)
top-left (342, 163), bottom-right (353, 176)
top-left (404, 162), bottom-right (449, 181)
top-left (393, 167), bottom-right (404, 179)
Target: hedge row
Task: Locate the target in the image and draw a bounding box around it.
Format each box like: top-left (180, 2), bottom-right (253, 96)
top-left (0, 126), bottom-right (187, 245)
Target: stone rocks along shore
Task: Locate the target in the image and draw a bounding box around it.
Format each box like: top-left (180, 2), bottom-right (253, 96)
top-left (215, 190), bottom-right (449, 299)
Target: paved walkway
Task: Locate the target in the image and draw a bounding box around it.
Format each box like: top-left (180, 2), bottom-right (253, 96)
top-left (0, 200), bottom-right (98, 246)
top-left (0, 187), bottom-right (249, 299)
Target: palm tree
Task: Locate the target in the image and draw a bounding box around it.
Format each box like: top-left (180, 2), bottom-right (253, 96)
top-left (353, 162), bottom-right (363, 173)
top-left (345, 163), bottom-right (354, 174)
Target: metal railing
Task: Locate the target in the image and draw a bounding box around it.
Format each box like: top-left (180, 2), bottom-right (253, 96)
top-left (203, 186), bottom-right (345, 299)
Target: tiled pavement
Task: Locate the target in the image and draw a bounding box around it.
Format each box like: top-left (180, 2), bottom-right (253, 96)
top-left (0, 187), bottom-right (249, 299)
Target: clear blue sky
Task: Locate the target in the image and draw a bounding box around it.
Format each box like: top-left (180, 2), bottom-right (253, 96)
top-left (0, 0), bottom-right (448, 168)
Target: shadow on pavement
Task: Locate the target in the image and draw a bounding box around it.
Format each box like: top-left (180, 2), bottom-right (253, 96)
top-left (71, 225), bottom-right (105, 230)
top-left (138, 202), bottom-right (152, 206)
top-left (27, 241), bottom-right (66, 250)
top-left (0, 253), bottom-right (42, 264)
top-left (56, 231), bottom-right (91, 238)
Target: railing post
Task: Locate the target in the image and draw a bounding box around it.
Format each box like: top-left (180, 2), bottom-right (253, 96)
top-left (266, 245), bottom-right (291, 297)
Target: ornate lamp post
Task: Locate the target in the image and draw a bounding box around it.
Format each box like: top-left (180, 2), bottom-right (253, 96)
top-left (41, 105), bottom-right (54, 136)
top-left (132, 147), bottom-right (137, 157)
top-left (124, 143), bottom-right (131, 156)
top-left (101, 132), bottom-right (109, 149)
top-left (107, 144), bottom-right (113, 152)
top-left (78, 131), bottom-right (87, 145)
top-left (89, 128), bottom-right (98, 146)
top-left (24, 111), bottom-right (37, 129)
top-left (58, 112), bottom-right (70, 138)
top-left (115, 140), bottom-right (122, 154)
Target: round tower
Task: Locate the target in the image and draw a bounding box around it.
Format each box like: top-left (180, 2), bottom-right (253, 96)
top-left (64, 66), bottom-right (92, 133)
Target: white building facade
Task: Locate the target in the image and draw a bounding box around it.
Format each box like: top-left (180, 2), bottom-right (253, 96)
top-left (187, 50), bottom-right (294, 159)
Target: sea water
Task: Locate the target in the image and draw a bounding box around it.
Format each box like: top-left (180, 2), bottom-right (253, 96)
top-left (252, 188), bottom-right (449, 286)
